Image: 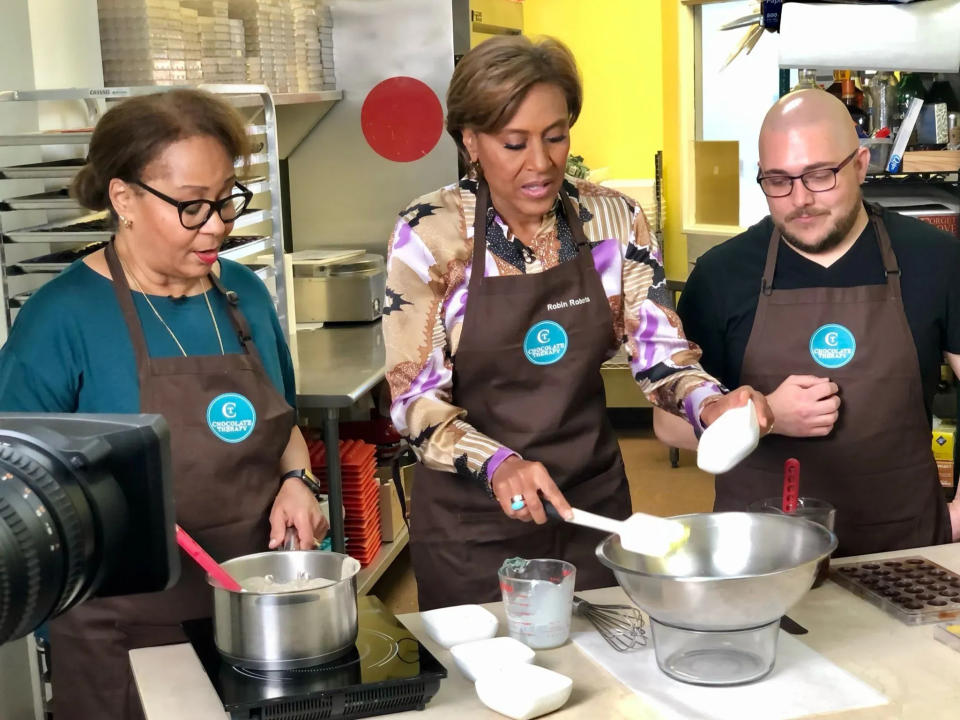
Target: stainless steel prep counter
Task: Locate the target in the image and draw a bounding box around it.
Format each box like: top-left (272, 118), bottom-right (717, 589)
top-left (295, 321), bottom-right (385, 554)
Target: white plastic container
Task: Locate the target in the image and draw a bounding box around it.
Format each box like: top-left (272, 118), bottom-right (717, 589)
top-left (475, 663), bottom-right (573, 720)
top-left (696, 398), bottom-right (760, 475)
top-left (450, 636), bottom-right (535, 681)
top-left (419, 604), bottom-right (499, 649)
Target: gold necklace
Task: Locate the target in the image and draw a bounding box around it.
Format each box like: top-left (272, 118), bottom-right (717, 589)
top-left (120, 258), bottom-right (225, 357)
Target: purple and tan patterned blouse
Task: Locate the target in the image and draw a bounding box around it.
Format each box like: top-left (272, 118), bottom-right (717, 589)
top-left (384, 176), bottom-right (723, 489)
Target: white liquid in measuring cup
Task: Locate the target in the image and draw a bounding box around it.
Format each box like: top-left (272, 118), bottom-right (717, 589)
top-left (500, 558), bottom-right (575, 650)
top-left (514, 578), bottom-right (573, 649)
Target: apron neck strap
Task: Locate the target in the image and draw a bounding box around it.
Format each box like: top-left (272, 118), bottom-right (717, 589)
top-left (866, 202), bottom-right (901, 281)
top-left (105, 240), bottom-right (151, 370)
top-left (105, 240), bottom-right (265, 364)
top-left (207, 270), bottom-right (264, 362)
top-left (761, 203), bottom-right (900, 296)
top-left (469, 178), bottom-right (589, 285)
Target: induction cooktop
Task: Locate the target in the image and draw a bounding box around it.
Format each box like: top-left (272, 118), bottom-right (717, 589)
top-left (183, 596), bottom-right (446, 719)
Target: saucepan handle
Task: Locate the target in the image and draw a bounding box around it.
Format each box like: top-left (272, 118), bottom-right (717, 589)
top-left (282, 526), bottom-right (299, 551)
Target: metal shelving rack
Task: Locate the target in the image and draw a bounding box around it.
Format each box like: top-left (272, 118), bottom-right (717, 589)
top-left (0, 84), bottom-right (290, 338)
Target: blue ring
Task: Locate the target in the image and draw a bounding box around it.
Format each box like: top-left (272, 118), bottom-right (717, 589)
top-left (511, 499), bottom-right (526, 511)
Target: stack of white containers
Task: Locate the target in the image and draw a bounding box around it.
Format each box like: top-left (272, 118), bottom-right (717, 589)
top-left (99, 0), bottom-right (187, 87)
top-left (228, 18), bottom-right (246, 82)
top-left (180, 7), bottom-right (203, 82)
top-left (181, 0), bottom-right (243, 83)
top-left (98, 0), bottom-right (335, 92)
top-left (231, 0), bottom-right (296, 93)
top-left (318, 1), bottom-right (336, 90)
top-left (291, 0), bottom-right (322, 91)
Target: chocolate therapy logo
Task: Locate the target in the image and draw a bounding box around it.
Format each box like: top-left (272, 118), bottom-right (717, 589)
top-left (207, 393), bottom-right (257, 443)
top-left (524, 321), bottom-right (568, 366)
top-left (809, 324), bottom-right (856, 369)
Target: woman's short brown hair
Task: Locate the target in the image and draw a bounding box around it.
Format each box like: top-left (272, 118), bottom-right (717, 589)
top-left (446, 35), bottom-right (582, 164)
top-left (71, 89), bottom-right (250, 215)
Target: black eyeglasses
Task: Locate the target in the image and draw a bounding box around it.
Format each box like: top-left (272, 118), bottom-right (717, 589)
top-left (756, 149), bottom-right (859, 198)
top-left (133, 179), bottom-right (253, 230)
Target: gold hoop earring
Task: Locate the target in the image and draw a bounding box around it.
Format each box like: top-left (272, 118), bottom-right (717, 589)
top-left (118, 215), bottom-right (133, 229)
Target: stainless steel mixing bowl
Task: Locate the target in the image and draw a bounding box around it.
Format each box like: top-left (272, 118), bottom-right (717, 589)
top-left (597, 512), bottom-right (837, 631)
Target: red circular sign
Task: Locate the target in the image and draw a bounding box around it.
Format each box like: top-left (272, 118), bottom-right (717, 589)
top-left (360, 76), bottom-right (444, 163)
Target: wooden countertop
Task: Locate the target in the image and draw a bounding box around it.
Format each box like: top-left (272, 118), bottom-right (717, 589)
top-left (131, 543), bottom-right (960, 719)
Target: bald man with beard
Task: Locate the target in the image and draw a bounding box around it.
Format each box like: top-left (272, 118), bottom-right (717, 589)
top-left (667, 89), bottom-right (960, 556)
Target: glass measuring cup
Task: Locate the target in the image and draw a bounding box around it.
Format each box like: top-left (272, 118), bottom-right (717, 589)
top-left (498, 558), bottom-right (576, 649)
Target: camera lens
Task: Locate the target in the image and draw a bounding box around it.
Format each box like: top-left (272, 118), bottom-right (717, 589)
top-left (0, 414), bottom-right (175, 646)
top-left (0, 436), bottom-right (99, 645)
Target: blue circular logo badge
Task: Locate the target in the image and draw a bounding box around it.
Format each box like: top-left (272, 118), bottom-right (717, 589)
top-left (809, 324), bottom-right (856, 369)
top-left (206, 393), bottom-right (257, 443)
top-left (523, 321), bottom-right (568, 366)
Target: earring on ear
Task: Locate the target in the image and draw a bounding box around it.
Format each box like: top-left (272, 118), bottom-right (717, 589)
top-left (470, 159), bottom-right (482, 177)
top-left (118, 215), bottom-right (133, 229)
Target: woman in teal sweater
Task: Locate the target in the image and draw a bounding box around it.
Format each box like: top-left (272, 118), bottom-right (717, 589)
top-left (0, 89), bottom-right (327, 720)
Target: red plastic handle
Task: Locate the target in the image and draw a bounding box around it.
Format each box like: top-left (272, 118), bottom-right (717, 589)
top-left (175, 524), bottom-right (243, 592)
top-left (782, 458), bottom-right (800, 513)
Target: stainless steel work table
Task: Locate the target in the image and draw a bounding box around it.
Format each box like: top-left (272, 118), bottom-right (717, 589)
top-left (294, 320), bottom-right (385, 554)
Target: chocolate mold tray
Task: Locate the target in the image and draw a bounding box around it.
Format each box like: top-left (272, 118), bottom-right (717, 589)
top-left (831, 556), bottom-right (960, 625)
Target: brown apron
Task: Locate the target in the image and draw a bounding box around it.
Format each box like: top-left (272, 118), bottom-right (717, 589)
top-left (410, 179), bottom-right (632, 611)
top-left (48, 242), bottom-right (294, 720)
top-left (716, 205), bottom-right (950, 556)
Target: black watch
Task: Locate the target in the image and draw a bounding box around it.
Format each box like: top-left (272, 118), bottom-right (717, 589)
top-left (281, 468), bottom-right (324, 500)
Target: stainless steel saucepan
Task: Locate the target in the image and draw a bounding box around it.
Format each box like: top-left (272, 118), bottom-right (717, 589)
top-left (208, 546), bottom-right (361, 670)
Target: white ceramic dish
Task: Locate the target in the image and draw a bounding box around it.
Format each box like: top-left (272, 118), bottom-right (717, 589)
top-left (450, 636), bottom-right (535, 682)
top-left (420, 604), bottom-right (499, 649)
top-left (697, 398), bottom-right (761, 474)
top-left (475, 663), bottom-right (573, 720)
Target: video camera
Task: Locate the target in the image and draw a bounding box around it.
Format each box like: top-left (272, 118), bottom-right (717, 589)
top-left (0, 413), bottom-right (177, 645)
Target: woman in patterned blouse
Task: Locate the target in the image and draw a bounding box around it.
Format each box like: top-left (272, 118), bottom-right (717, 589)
top-left (383, 36), bottom-right (772, 609)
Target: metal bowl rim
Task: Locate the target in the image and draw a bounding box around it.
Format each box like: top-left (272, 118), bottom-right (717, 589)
top-left (207, 549), bottom-right (361, 594)
top-left (595, 511), bottom-right (838, 582)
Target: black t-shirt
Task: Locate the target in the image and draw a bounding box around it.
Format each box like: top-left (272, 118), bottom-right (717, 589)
top-left (677, 207), bottom-right (960, 419)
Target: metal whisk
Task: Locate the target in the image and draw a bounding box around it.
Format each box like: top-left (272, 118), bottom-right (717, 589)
top-left (573, 596), bottom-right (647, 652)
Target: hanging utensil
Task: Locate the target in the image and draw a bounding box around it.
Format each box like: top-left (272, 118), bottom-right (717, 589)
top-left (744, 24), bottom-right (765, 55)
top-left (573, 596), bottom-right (647, 652)
top-left (720, 12), bottom-right (762, 32)
top-left (175, 524), bottom-right (243, 592)
top-left (722, 24), bottom-right (765, 69)
top-left (782, 458), bottom-right (800, 513)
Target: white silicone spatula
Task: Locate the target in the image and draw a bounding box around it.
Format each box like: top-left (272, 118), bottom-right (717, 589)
top-left (696, 398), bottom-right (761, 475)
top-left (545, 503), bottom-right (689, 557)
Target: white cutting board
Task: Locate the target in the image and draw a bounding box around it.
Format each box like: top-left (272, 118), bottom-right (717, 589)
top-left (573, 630), bottom-right (887, 720)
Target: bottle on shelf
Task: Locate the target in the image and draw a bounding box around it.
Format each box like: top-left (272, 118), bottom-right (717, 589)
top-left (926, 73), bottom-right (959, 111)
top-left (861, 73), bottom-right (875, 135)
top-left (851, 71), bottom-right (866, 109)
top-left (894, 72), bottom-right (926, 143)
top-left (792, 68), bottom-right (820, 91)
top-left (841, 76), bottom-right (869, 135)
top-left (825, 70), bottom-right (847, 99)
top-left (868, 71), bottom-right (897, 135)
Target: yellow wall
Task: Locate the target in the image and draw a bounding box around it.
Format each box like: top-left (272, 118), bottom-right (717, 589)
top-left (523, 0), bottom-right (664, 180)
top-left (660, 0), bottom-right (686, 279)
